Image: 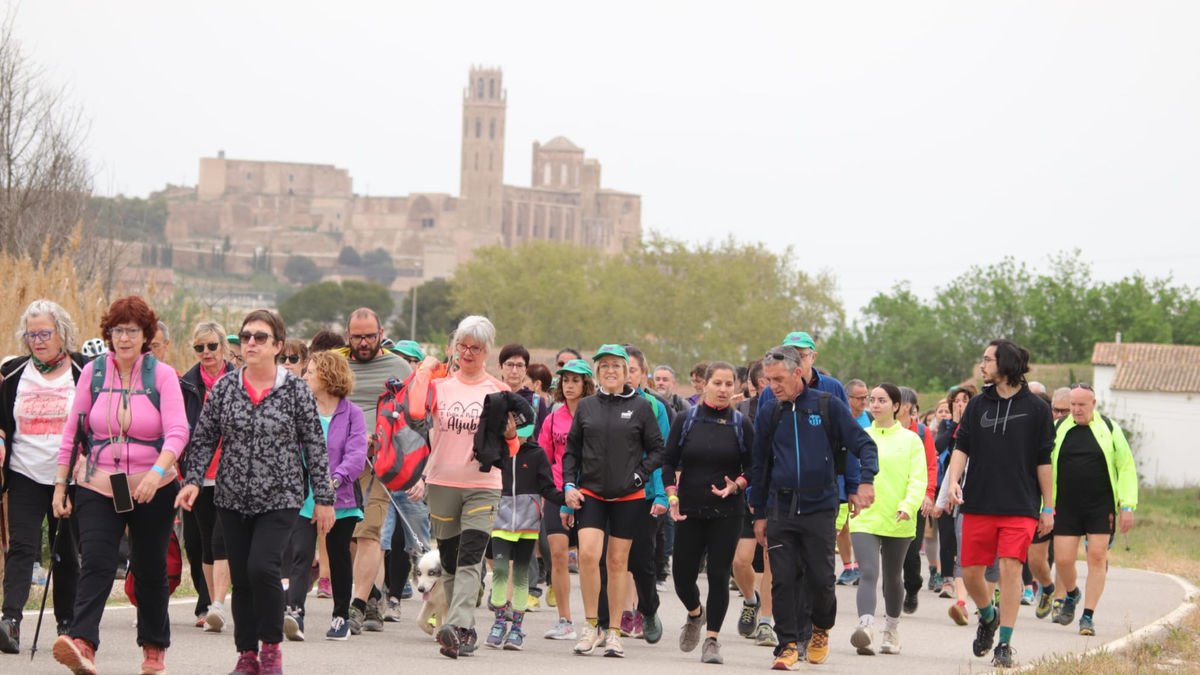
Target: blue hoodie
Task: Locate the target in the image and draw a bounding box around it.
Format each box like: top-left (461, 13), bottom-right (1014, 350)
top-left (750, 385), bottom-right (879, 518)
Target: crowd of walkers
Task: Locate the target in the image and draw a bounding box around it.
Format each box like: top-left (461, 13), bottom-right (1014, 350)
top-left (0, 297), bottom-right (1139, 673)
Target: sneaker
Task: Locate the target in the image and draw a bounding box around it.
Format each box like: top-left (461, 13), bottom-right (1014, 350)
top-left (259, 642), bottom-right (282, 675)
top-left (1079, 614), bottom-right (1095, 636)
top-left (503, 627), bottom-right (525, 650)
top-left (879, 627), bottom-right (900, 654)
top-left (619, 610), bottom-right (636, 637)
top-left (603, 629), bottom-right (625, 658)
top-left (230, 650), bottom-right (260, 675)
top-left (949, 602), bottom-right (969, 626)
top-left (568, 550), bottom-right (579, 574)
top-left (486, 618), bottom-right (508, 649)
top-left (850, 622), bottom-right (874, 655)
top-left (902, 589), bottom-right (918, 614)
top-left (1021, 587), bottom-right (1035, 606)
top-left (992, 642), bottom-right (1015, 668)
top-left (574, 623), bottom-right (604, 655)
top-left (1054, 589), bottom-right (1081, 626)
top-left (929, 569), bottom-right (943, 591)
top-left (56, 619), bottom-right (71, 636)
top-left (326, 616), bottom-right (350, 641)
top-left (530, 595), bottom-right (543, 612)
top-left (643, 612), bottom-right (663, 644)
top-left (807, 627), bottom-right (830, 664)
top-left (52, 635), bottom-right (98, 675)
top-left (206, 603), bottom-right (227, 633)
top-left (316, 577), bottom-right (332, 599)
top-left (547, 587), bottom-right (557, 607)
top-left (1035, 587), bottom-right (1055, 619)
top-left (459, 627), bottom-right (478, 656)
top-left (753, 622), bottom-right (779, 647)
top-left (383, 597), bottom-right (402, 623)
top-left (401, 581), bottom-right (413, 600)
top-left (348, 606), bottom-right (365, 636)
top-left (437, 624), bottom-right (461, 659)
top-left (0, 618), bottom-right (19, 654)
top-left (141, 645), bottom-right (167, 675)
top-left (737, 594), bottom-right (760, 637)
top-left (972, 609), bottom-right (1000, 657)
top-left (771, 642), bottom-right (802, 671)
top-left (283, 608), bottom-right (305, 641)
top-left (993, 587), bottom-right (1001, 607)
top-left (680, 608), bottom-right (705, 652)
top-left (939, 582), bottom-right (954, 599)
top-left (701, 637), bottom-right (723, 664)
top-left (656, 579), bottom-right (668, 593)
top-left (544, 618), bottom-right (577, 640)
top-left (363, 598), bottom-right (385, 631)
top-left (194, 613), bottom-right (207, 629)
top-left (836, 567), bottom-right (858, 586)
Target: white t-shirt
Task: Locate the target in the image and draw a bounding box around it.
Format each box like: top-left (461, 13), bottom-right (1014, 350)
top-left (10, 362), bottom-right (76, 485)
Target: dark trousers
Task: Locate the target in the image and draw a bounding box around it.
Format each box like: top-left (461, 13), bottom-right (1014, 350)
top-left (287, 515), bottom-right (356, 618)
top-left (767, 507), bottom-right (837, 648)
top-left (219, 508), bottom-right (293, 652)
top-left (1, 471), bottom-right (78, 625)
top-left (672, 515), bottom-right (741, 633)
top-left (72, 482), bottom-right (178, 650)
top-left (181, 508), bottom-right (210, 616)
top-left (627, 508), bottom-right (660, 618)
top-left (937, 512), bottom-right (957, 578)
top-left (903, 512), bottom-right (927, 594)
top-left (387, 521), bottom-right (412, 597)
top-left (192, 485), bottom-right (226, 563)
top-left (654, 516), bottom-right (669, 581)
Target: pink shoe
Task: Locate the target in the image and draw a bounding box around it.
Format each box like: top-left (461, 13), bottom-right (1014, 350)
top-left (231, 650), bottom-right (259, 675)
top-left (316, 578), bottom-right (332, 599)
top-left (259, 642), bottom-right (283, 675)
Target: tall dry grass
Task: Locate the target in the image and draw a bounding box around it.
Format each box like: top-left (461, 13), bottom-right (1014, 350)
top-left (0, 246), bottom-right (110, 359)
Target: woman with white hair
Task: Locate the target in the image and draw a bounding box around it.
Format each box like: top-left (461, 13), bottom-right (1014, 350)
top-left (405, 315), bottom-right (511, 659)
top-left (0, 300), bottom-right (87, 655)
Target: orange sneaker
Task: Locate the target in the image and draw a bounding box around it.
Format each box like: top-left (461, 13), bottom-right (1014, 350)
top-left (807, 627), bottom-right (830, 664)
top-left (52, 635), bottom-right (98, 675)
top-left (141, 644), bottom-right (167, 675)
top-left (771, 642), bottom-right (802, 670)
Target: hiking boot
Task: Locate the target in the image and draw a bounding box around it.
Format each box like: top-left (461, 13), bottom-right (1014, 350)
top-left (52, 635), bottom-right (97, 675)
top-left (383, 597), bottom-right (402, 622)
top-left (544, 617), bottom-right (577, 640)
top-left (902, 589), bottom-right (919, 614)
top-left (1079, 614), bottom-right (1096, 636)
top-left (502, 626), bottom-right (525, 650)
top-left (771, 642), bottom-right (802, 671)
top-left (949, 602), bottom-right (969, 626)
top-left (230, 650), bottom-right (259, 675)
top-left (973, 610), bottom-right (1001, 657)
top-left (1035, 586), bottom-right (1055, 619)
top-left (836, 567), bottom-right (859, 586)
top-left (701, 637), bottom-right (723, 664)
top-left (753, 622), bottom-right (778, 647)
top-left (459, 627), bottom-right (478, 656)
top-left (283, 608), bottom-right (305, 642)
top-left (807, 627), bottom-right (830, 664)
top-left (316, 578), bottom-right (332, 599)
top-left (348, 606), bottom-right (365, 635)
top-left (0, 618), bottom-right (19, 654)
top-left (140, 645), bottom-right (166, 675)
top-left (680, 608), bottom-right (705, 652)
top-left (603, 629), bottom-right (624, 658)
top-left (437, 624), bottom-right (461, 659)
top-left (325, 616), bottom-right (350, 641)
top-left (573, 623), bottom-right (604, 655)
top-left (737, 594), bottom-right (759, 637)
top-left (259, 642), bottom-right (282, 675)
top-left (992, 642), bottom-right (1015, 668)
top-left (880, 626), bottom-right (900, 654)
top-left (850, 622), bottom-right (874, 655)
top-left (642, 612), bottom-right (662, 644)
top-left (363, 598), bottom-right (385, 632)
top-left (206, 603), bottom-right (227, 633)
top-left (1054, 589), bottom-right (1081, 626)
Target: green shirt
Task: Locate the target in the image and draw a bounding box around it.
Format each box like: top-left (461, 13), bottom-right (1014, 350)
top-left (346, 350), bottom-right (413, 420)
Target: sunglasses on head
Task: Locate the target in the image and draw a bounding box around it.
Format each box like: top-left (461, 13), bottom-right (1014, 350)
top-left (193, 342), bottom-right (220, 353)
top-left (1070, 382), bottom-right (1093, 391)
top-left (238, 331), bottom-right (272, 345)
top-left (278, 354), bottom-right (301, 365)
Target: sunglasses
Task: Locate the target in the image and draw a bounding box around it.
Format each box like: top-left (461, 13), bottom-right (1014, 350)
top-left (1070, 382), bottom-right (1094, 391)
top-left (278, 354), bottom-right (301, 365)
top-left (193, 342), bottom-right (220, 353)
top-left (238, 331), bottom-right (273, 345)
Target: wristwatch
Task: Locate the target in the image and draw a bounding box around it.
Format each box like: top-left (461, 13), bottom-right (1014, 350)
top-left (331, 477), bottom-right (342, 489)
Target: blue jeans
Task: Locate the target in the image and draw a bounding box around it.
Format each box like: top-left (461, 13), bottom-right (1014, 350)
top-left (380, 489), bottom-right (430, 554)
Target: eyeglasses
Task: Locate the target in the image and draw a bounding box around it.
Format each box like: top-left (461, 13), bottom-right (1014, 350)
top-left (1070, 382), bottom-right (1093, 391)
top-left (110, 326), bottom-right (143, 338)
top-left (502, 361), bottom-right (527, 370)
top-left (848, 394), bottom-right (868, 401)
top-left (979, 356), bottom-right (996, 363)
top-left (150, 342), bottom-right (164, 351)
top-left (278, 354), bottom-right (301, 365)
top-left (556, 361), bottom-right (568, 367)
top-left (23, 329), bottom-right (55, 343)
top-left (455, 343), bottom-right (484, 356)
top-left (1052, 407), bottom-right (1070, 415)
top-left (193, 342), bottom-right (220, 353)
top-left (349, 333), bottom-right (380, 343)
top-left (238, 331), bottom-right (273, 345)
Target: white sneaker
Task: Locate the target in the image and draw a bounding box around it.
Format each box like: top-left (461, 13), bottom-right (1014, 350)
top-left (205, 603), bottom-right (226, 633)
top-left (574, 623), bottom-right (604, 655)
top-left (880, 627), bottom-right (901, 654)
top-left (851, 623), bottom-right (874, 655)
top-left (544, 618), bottom-right (577, 640)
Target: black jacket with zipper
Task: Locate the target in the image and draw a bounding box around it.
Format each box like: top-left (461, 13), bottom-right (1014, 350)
top-left (561, 385), bottom-right (664, 500)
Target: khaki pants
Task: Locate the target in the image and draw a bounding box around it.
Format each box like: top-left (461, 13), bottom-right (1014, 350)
top-left (426, 484), bottom-right (499, 627)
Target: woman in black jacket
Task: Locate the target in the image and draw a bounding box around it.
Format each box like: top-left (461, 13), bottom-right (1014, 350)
top-left (664, 361), bottom-right (755, 665)
top-left (0, 300), bottom-right (86, 655)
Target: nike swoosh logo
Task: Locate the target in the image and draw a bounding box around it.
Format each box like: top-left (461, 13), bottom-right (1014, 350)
top-left (980, 411), bottom-right (1029, 429)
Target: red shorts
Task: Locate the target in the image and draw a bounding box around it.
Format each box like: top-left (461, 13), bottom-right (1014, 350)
top-left (960, 514), bottom-right (1037, 567)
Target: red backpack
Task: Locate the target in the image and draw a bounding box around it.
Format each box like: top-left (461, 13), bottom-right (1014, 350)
top-left (371, 371), bottom-right (435, 491)
top-left (124, 528), bottom-right (182, 605)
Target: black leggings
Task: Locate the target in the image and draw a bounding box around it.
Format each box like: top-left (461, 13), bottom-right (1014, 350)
top-left (181, 508), bottom-right (210, 616)
top-left (671, 515), bottom-right (741, 633)
top-left (937, 512), bottom-right (957, 579)
top-left (192, 485), bottom-right (227, 563)
top-left (219, 508), bottom-right (294, 653)
top-left (1, 471), bottom-right (78, 625)
top-left (286, 515), bottom-right (357, 618)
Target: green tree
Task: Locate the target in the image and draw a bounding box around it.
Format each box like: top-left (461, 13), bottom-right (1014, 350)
top-left (283, 254), bottom-right (322, 285)
top-left (392, 278), bottom-right (461, 343)
top-left (338, 246), bottom-right (362, 267)
top-left (362, 247), bottom-right (396, 287)
top-left (278, 280), bottom-right (393, 334)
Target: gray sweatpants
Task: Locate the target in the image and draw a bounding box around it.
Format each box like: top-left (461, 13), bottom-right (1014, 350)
top-left (851, 532), bottom-right (912, 619)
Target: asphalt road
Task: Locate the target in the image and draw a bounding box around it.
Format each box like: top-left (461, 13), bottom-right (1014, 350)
top-left (11, 564), bottom-right (1186, 674)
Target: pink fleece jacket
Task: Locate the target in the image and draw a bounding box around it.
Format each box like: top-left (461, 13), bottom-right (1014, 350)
top-left (58, 355), bottom-right (189, 473)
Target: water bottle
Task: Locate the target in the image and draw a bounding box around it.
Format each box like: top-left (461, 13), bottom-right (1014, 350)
top-left (32, 562), bottom-right (47, 585)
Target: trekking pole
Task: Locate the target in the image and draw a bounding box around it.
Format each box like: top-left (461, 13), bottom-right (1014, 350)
top-left (30, 412), bottom-right (86, 662)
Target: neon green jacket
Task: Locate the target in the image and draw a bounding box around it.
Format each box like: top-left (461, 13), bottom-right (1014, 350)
top-left (1051, 412), bottom-right (1139, 513)
top-left (850, 422), bottom-right (926, 539)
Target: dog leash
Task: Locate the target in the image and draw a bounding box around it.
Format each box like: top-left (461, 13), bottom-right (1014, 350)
top-left (366, 457), bottom-right (431, 556)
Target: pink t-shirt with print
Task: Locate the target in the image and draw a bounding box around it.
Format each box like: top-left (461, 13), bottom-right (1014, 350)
top-left (424, 371), bottom-right (509, 490)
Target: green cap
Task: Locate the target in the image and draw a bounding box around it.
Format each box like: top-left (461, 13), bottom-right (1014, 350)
top-left (782, 331), bottom-right (816, 350)
top-left (592, 344), bottom-right (629, 362)
top-left (556, 359), bottom-right (595, 378)
top-left (392, 340), bottom-right (426, 361)
top-left (516, 422), bottom-right (535, 439)
top-left (226, 334), bottom-right (240, 346)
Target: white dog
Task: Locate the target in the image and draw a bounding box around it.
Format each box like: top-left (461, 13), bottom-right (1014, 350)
top-left (414, 548), bottom-right (448, 636)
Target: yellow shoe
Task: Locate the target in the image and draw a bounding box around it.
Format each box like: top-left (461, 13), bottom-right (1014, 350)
top-left (547, 587), bottom-right (557, 607)
top-left (771, 642), bottom-right (802, 671)
top-left (807, 627), bottom-right (830, 664)
top-left (527, 595), bottom-right (541, 611)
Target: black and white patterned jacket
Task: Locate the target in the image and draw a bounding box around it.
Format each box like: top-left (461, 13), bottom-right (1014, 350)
top-left (183, 366), bottom-right (334, 515)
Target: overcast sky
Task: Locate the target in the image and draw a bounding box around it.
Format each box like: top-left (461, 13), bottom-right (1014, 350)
top-left (12, 1), bottom-right (1200, 316)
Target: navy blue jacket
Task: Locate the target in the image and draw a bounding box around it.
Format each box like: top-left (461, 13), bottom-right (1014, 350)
top-left (749, 385), bottom-right (878, 518)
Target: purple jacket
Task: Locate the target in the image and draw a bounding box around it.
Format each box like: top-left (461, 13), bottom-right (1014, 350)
top-left (326, 397), bottom-right (368, 510)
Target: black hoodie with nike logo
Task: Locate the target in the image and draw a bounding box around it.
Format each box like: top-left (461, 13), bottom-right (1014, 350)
top-left (954, 383), bottom-right (1054, 518)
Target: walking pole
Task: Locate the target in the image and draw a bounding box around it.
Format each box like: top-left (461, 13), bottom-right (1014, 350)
top-left (30, 412), bottom-right (86, 662)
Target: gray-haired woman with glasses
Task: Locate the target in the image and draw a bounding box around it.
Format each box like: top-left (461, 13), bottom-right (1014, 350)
top-left (0, 300), bottom-right (87, 655)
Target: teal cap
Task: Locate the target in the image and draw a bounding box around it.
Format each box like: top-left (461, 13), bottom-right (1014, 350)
top-left (592, 344), bottom-right (629, 361)
top-left (392, 340), bottom-right (425, 361)
top-left (782, 331), bottom-right (816, 350)
top-left (556, 359), bottom-right (595, 378)
top-left (226, 334), bottom-right (240, 346)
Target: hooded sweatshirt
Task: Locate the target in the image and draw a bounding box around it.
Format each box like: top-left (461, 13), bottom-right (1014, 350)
top-left (954, 384), bottom-right (1054, 518)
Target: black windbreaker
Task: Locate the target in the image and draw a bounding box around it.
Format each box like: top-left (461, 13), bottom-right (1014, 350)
top-left (560, 385), bottom-right (664, 500)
